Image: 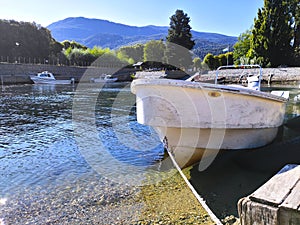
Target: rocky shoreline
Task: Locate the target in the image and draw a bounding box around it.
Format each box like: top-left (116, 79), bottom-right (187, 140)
top-left (197, 67), bottom-right (300, 84)
top-left (261, 67), bottom-right (300, 82)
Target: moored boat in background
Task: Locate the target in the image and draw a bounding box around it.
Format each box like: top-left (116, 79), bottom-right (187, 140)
top-left (30, 71), bottom-right (73, 84)
top-left (90, 74), bottom-right (118, 83)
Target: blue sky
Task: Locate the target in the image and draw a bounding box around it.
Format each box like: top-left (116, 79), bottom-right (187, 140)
top-left (2, 0), bottom-right (263, 36)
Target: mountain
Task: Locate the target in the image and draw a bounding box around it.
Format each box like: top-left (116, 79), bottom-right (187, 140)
top-left (47, 17), bottom-right (237, 58)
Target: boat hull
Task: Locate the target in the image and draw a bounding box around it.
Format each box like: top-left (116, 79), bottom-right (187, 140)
top-left (30, 75), bottom-right (72, 84)
top-left (91, 78), bottom-right (118, 83)
top-left (131, 79), bottom-right (287, 167)
top-left (31, 79), bottom-right (72, 84)
top-left (154, 126), bottom-right (278, 168)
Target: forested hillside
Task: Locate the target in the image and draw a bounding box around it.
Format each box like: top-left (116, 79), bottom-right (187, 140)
top-left (0, 20), bottom-right (63, 63)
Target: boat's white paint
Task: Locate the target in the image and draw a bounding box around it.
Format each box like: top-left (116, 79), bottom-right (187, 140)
top-left (132, 79), bottom-right (287, 129)
top-left (131, 78), bottom-right (288, 168)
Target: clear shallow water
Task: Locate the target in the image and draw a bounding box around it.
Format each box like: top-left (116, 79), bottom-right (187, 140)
top-left (0, 83), bottom-right (165, 197)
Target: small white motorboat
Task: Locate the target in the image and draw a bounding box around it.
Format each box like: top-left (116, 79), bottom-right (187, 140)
top-left (131, 65), bottom-right (289, 168)
top-left (30, 71), bottom-right (73, 84)
top-left (90, 74), bottom-right (118, 83)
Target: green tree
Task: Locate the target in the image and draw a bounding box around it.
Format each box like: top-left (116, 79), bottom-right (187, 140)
top-left (290, 0), bottom-right (300, 65)
top-left (203, 53), bottom-right (218, 70)
top-left (202, 52), bottom-right (233, 70)
top-left (193, 57), bottom-right (202, 71)
top-left (62, 40), bottom-right (87, 50)
top-left (217, 53), bottom-right (233, 66)
top-left (117, 44), bottom-right (144, 63)
top-left (89, 46), bottom-right (110, 58)
top-left (65, 48), bottom-right (93, 66)
top-left (0, 20), bottom-right (63, 63)
top-left (143, 40), bottom-right (165, 63)
top-left (233, 29), bottom-right (252, 65)
top-left (291, 0), bottom-right (300, 49)
top-left (251, 0), bottom-right (294, 67)
top-left (166, 10), bottom-right (195, 50)
top-left (95, 51), bottom-right (127, 67)
top-left (165, 9), bottom-right (195, 69)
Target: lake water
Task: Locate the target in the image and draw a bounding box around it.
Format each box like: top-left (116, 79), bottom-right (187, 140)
top-left (0, 82), bottom-right (300, 223)
top-left (0, 83), bottom-right (168, 192)
top-left (0, 83), bottom-right (172, 224)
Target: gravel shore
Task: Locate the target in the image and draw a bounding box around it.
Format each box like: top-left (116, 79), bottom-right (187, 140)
top-left (0, 168), bottom-right (215, 225)
top-left (0, 172), bottom-right (141, 225)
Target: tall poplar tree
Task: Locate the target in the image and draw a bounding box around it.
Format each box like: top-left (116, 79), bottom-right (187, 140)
top-left (251, 0), bottom-right (293, 67)
top-left (165, 9), bottom-right (195, 69)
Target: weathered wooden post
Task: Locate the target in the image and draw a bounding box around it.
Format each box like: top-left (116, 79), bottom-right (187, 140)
top-left (238, 164), bottom-right (300, 225)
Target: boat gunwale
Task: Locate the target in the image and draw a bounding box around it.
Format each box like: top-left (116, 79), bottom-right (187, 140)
top-left (131, 78), bottom-right (288, 103)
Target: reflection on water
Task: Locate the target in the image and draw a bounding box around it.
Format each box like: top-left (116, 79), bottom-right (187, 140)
top-left (0, 83), bottom-right (164, 197)
top-left (1, 84), bottom-right (79, 194)
top-left (95, 85), bottom-right (164, 166)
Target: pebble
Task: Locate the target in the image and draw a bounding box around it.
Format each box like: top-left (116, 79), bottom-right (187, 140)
top-left (0, 172), bottom-right (141, 224)
top-left (0, 167), bottom-right (219, 224)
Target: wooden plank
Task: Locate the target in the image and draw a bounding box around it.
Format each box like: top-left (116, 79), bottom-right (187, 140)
top-left (238, 197), bottom-right (279, 225)
top-left (250, 165), bottom-right (300, 206)
top-left (279, 208), bottom-right (300, 225)
top-left (280, 180), bottom-right (300, 210)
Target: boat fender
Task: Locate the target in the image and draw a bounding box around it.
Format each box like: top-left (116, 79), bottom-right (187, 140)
top-left (208, 91), bottom-right (221, 97)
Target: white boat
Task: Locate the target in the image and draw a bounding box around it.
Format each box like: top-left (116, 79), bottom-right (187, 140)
top-left (30, 71), bottom-right (73, 84)
top-left (90, 74), bottom-right (118, 83)
top-left (131, 65), bottom-right (289, 168)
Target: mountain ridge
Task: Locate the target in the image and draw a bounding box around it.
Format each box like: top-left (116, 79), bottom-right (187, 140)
top-left (47, 17), bottom-right (237, 57)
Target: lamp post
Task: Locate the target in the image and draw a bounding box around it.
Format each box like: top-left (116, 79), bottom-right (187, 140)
top-left (15, 42), bottom-right (20, 63)
top-left (222, 45), bottom-right (230, 66)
